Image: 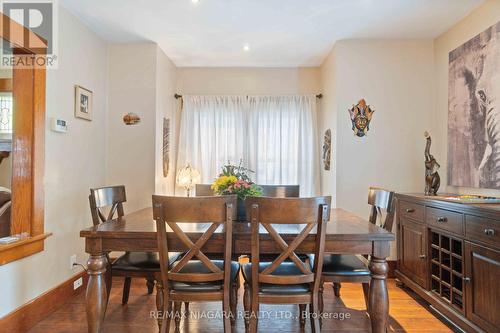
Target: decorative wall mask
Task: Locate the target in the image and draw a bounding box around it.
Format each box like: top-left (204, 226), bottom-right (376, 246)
top-left (163, 118), bottom-right (170, 177)
top-left (424, 131), bottom-right (440, 196)
top-left (448, 21), bottom-right (500, 189)
top-left (323, 129), bottom-right (331, 171)
top-left (348, 99), bottom-right (374, 137)
top-left (122, 113), bottom-right (141, 125)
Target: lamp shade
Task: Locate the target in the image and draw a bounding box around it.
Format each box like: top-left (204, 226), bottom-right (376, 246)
top-left (176, 164), bottom-right (201, 190)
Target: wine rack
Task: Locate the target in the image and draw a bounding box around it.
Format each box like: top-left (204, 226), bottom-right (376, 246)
top-left (430, 230), bottom-right (464, 313)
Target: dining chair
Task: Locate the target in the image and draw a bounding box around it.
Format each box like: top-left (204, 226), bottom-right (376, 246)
top-left (194, 183), bottom-right (213, 196)
top-left (260, 184), bottom-right (300, 198)
top-left (242, 196), bottom-right (331, 332)
top-left (89, 185), bottom-right (181, 305)
top-left (153, 195), bottom-right (240, 333)
top-left (195, 184), bottom-right (300, 198)
top-left (320, 187), bottom-right (395, 315)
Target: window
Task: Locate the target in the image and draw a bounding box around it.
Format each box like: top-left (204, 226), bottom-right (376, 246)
top-left (177, 95), bottom-right (320, 196)
top-left (0, 94), bottom-right (12, 134)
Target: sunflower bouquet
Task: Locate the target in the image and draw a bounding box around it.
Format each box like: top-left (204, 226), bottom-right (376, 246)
top-left (211, 161), bottom-right (263, 200)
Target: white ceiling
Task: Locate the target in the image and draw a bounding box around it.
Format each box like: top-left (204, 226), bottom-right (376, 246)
top-left (61, 0), bottom-right (484, 67)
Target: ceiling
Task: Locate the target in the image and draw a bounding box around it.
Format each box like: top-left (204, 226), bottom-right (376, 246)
top-left (61, 0), bottom-right (484, 67)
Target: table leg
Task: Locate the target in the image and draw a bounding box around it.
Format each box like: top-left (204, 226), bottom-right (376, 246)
top-left (86, 253), bottom-right (108, 333)
top-left (369, 256), bottom-right (389, 333)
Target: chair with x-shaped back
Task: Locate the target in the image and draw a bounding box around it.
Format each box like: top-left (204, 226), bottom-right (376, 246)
top-left (153, 195), bottom-right (240, 333)
top-left (242, 196), bottom-right (331, 333)
top-left (89, 185), bottom-right (181, 305)
top-left (320, 187), bottom-right (395, 316)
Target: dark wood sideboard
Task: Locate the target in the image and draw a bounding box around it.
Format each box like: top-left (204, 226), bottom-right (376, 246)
top-left (395, 193), bottom-right (500, 333)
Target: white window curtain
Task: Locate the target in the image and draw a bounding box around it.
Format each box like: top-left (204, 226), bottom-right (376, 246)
top-left (176, 95), bottom-right (320, 196)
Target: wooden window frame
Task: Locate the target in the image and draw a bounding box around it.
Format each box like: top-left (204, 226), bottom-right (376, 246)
top-left (0, 13), bottom-right (50, 265)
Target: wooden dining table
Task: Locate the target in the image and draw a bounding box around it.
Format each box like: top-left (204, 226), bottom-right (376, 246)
top-left (80, 207), bottom-right (394, 333)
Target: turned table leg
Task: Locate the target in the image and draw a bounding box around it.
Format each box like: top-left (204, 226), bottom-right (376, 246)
top-left (369, 256), bottom-right (389, 333)
top-left (86, 253), bottom-right (108, 333)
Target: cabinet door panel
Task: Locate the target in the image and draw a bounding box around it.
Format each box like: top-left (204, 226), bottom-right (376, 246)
top-left (400, 218), bottom-right (427, 288)
top-left (465, 242), bottom-right (500, 333)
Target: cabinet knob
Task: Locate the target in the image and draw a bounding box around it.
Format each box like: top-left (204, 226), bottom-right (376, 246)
top-left (419, 254), bottom-right (426, 259)
top-left (437, 217), bottom-right (448, 223)
top-left (463, 277), bottom-right (471, 283)
top-left (405, 208), bottom-right (415, 213)
top-left (484, 229), bottom-right (495, 236)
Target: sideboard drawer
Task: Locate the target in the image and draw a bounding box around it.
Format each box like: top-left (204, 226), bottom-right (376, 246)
top-left (466, 215), bottom-right (500, 248)
top-left (426, 207), bottom-right (464, 235)
top-left (399, 201), bottom-right (424, 222)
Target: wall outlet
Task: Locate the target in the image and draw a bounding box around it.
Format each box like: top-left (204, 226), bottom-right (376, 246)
top-left (70, 254), bottom-right (77, 270)
top-left (73, 277), bottom-right (83, 290)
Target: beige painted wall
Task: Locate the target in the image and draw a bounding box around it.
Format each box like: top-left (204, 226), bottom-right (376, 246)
top-left (434, 0), bottom-right (500, 196)
top-left (106, 43), bottom-right (157, 212)
top-left (0, 6), bottom-right (108, 317)
top-left (107, 43), bottom-right (178, 209)
top-left (155, 48), bottom-right (178, 195)
top-left (176, 67), bottom-right (321, 95)
top-left (319, 47), bottom-right (338, 206)
top-left (320, 40), bottom-right (436, 258)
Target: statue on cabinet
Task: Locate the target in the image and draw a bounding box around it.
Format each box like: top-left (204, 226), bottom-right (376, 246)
top-left (424, 131), bottom-right (440, 196)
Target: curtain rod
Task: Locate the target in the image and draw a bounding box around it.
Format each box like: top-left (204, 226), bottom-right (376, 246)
top-left (174, 93), bottom-right (323, 99)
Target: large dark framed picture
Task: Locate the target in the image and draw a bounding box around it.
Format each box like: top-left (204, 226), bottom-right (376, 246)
top-left (448, 21), bottom-right (500, 189)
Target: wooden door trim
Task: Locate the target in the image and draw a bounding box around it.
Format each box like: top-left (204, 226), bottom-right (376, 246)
top-left (0, 78), bottom-right (12, 92)
top-left (0, 13), bottom-right (48, 265)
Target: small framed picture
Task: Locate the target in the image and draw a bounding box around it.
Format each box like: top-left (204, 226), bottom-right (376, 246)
top-left (74, 85), bottom-right (93, 121)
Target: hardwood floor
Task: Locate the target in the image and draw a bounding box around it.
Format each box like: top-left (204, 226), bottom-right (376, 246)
top-left (28, 277), bottom-right (455, 333)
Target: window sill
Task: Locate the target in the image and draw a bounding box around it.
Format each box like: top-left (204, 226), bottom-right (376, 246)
top-left (0, 233), bottom-right (52, 265)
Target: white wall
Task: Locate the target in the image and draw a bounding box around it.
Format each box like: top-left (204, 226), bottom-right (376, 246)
top-left (0, 6), bottom-right (108, 317)
top-left (319, 40), bottom-right (436, 258)
top-left (176, 67), bottom-right (321, 95)
top-left (319, 47), bottom-right (338, 206)
top-left (107, 44), bottom-right (178, 207)
top-left (106, 43), bottom-right (157, 212)
top-left (321, 40), bottom-right (435, 217)
top-left (434, 0), bottom-right (500, 197)
top-left (155, 48), bottom-right (178, 195)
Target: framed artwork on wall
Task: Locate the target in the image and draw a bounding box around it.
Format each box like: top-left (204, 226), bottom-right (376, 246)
top-left (323, 129), bottom-right (331, 170)
top-left (163, 118), bottom-right (170, 177)
top-left (74, 85), bottom-right (92, 121)
top-left (448, 21), bottom-right (500, 189)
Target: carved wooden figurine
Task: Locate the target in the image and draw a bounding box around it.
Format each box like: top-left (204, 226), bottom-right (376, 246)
top-left (323, 129), bottom-right (331, 170)
top-left (424, 131), bottom-right (440, 196)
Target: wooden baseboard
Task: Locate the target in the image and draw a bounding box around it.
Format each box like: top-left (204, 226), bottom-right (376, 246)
top-left (388, 260), bottom-right (397, 278)
top-left (0, 270), bottom-right (88, 333)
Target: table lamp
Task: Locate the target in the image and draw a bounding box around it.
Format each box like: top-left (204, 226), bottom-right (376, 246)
top-left (176, 164), bottom-right (201, 197)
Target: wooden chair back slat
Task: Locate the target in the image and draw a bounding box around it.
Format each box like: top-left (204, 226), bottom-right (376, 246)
top-left (195, 184), bottom-right (301, 198)
top-left (246, 197), bottom-right (330, 224)
top-left (89, 185), bottom-right (126, 226)
top-left (153, 195), bottom-right (237, 286)
top-left (260, 185), bottom-right (300, 198)
top-left (153, 195), bottom-right (237, 222)
top-left (247, 196), bottom-right (331, 290)
top-left (195, 184), bottom-right (213, 197)
top-left (367, 187), bottom-right (395, 232)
